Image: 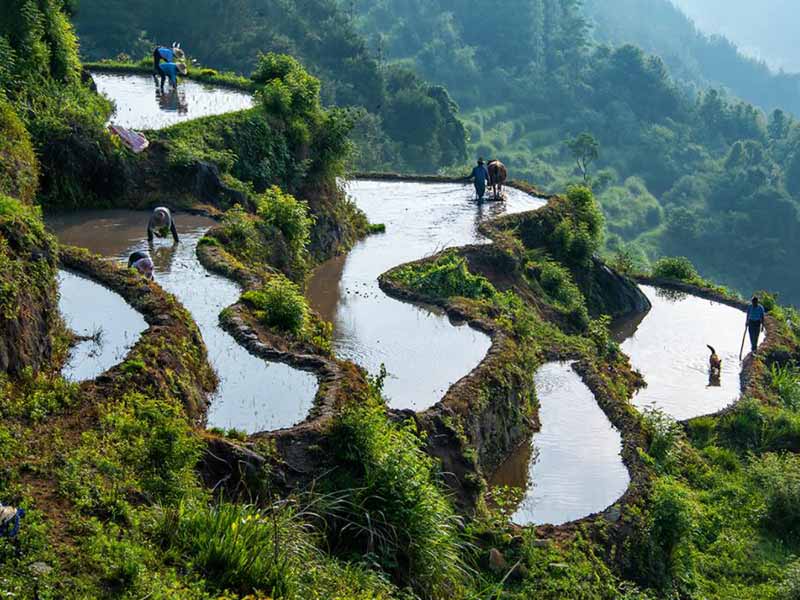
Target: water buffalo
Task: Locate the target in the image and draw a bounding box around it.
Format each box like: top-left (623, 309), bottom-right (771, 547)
top-left (487, 160), bottom-right (507, 199)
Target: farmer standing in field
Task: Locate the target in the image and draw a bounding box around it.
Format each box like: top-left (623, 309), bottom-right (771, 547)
top-left (147, 206), bottom-right (179, 243)
top-left (745, 296), bottom-right (767, 353)
top-left (468, 158), bottom-right (490, 201)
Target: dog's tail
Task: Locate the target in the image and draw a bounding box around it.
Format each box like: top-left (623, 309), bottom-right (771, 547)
top-left (707, 344), bottom-right (716, 355)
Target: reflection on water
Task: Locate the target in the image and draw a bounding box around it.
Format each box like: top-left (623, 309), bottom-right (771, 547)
top-left (615, 285), bottom-right (756, 421)
top-left (49, 211), bottom-right (317, 433)
top-left (307, 181), bottom-right (546, 411)
top-left (489, 362), bottom-right (628, 526)
top-left (92, 72), bottom-right (253, 130)
top-left (58, 270), bottom-right (148, 382)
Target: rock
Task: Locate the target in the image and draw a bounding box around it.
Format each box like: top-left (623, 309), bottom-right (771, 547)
top-left (488, 548), bottom-right (508, 573)
top-left (604, 506), bottom-right (622, 523)
top-left (29, 562), bottom-right (53, 576)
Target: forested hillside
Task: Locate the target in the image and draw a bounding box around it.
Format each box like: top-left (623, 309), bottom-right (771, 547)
top-left (672, 0), bottom-right (800, 73)
top-left (347, 0), bottom-right (800, 305)
top-left (584, 0), bottom-right (800, 116)
top-left (72, 0), bottom-right (468, 173)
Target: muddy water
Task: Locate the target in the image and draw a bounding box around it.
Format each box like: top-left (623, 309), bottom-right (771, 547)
top-left (489, 362), bottom-right (629, 526)
top-left (307, 181), bottom-right (545, 411)
top-left (58, 270), bottom-right (148, 382)
top-left (49, 211), bottom-right (317, 432)
top-left (92, 72), bottom-right (253, 130)
top-left (615, 285), bottom-right (755, 421)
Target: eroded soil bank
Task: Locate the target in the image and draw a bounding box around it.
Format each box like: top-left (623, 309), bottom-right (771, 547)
top-left (307, 180), bottom-right (545, 411)
top-left (48, 210), bottom-right (317, 432)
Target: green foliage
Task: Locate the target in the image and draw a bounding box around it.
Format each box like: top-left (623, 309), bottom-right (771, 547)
top-left (59, 393), bottom-right (202, 521)
top-left (751, 453), bottom-right (800, 543)
top-left (157, 500), bottom-right (311, 597)
top-left (0, 97), bottom-right (37, 203)
top-left (253, 53), bottom-right (321, 118)
top-left (548, 186), bottom-right (605, 266)
top-left (566, 132), bottom-right (600, 182)
top-left (770, 363), bottom-right (800, 411)
top-left (256, 185), bottom-right (314, 262)
top-left (325, 402), bottom-right (468, 597)
top-left (242, 276), bottom-right (308, 335)
top-left (391, 251), bottom-right (495, 301)
top-left (652, 256), bottom-right (699, 282)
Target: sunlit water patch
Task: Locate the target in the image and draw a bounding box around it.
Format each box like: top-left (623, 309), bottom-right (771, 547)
top-left (307, 181), bottom-right (545, 411)
top-left (49, 211), bottom-right (317, 432)
top-left (489, 362), bottom-right (629, 526)
top-left (614, 285), bottom-right (758, 421)
top-left (92, 72), bottom-right (253, 130)
top-left (58, 269), bottom-right (148, 382)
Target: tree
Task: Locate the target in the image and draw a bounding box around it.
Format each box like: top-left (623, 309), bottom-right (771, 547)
top-left (566, 133), bottom-right (600, 183)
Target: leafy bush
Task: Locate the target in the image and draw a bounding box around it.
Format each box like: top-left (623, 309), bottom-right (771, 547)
top-left (652, 256), bottom-right (699, 282)
top-left (325, 403), bottom-right (468, 597)
top-left (547, 186), bottom-right (605, 266)
top-left (242, 276), bottom-right (308, 335)
top-left (253, 53), bottom-right (321, 118)
top-left (392, 251), bottom-right (496, 301)
top-left (751, 453), bottom-right (800, 542)
top-left (255, 186), bottom-right (314, 262)
top-left (642, 408), bottom-right (682, 473)
top-left (649, 477), bottom-right (696, 579)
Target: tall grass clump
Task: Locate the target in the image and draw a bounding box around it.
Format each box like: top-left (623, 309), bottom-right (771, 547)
top-left (770, 363), bottom-right (800, 411)
top-left (242, 275), bottom-right (308, 335)
top-left (156, 500), bottom-right (312, 597)
top-left (324, 401), bottom-right (469, 598)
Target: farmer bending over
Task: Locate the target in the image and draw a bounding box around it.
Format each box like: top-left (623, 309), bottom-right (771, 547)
top-left (148, 207), bottom-right (179, 243)
top-left (745, 296), bottom-right (767, 353)
top-left (158, 61), bottom-right (187, 90)
top-left (128, 250), bottom-right (154, 280)
top-left (468, 158), bottom-right (490, 201)
top-left (152, 44), bottom-right (185, 82)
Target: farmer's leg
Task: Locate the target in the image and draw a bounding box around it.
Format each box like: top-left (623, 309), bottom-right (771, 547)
top-left (748, 322), bottom-right (761, 352)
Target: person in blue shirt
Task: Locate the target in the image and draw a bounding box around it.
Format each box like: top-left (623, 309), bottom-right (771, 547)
top-left (745, 296), bottom-right (767, 353)
top-left (468, 158), bottom-right (490, 200)
top-left (152, 44), bottom-right (185, 82)
top-left (157, 61), bottom-right (187, 90)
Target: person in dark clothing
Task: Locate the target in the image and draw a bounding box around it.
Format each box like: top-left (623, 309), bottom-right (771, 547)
top-left (468, 158), bottom-right (490, 200)
top-left (745, 296), bottom-right (767, 353)
top-left (147, 206), bottom-right (180, 243)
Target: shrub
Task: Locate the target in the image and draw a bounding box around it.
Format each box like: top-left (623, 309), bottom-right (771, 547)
top-left (537, 260), bottom-right (584, 311)
top-left (255, 186), bottom-right (314, 260)
top-left (0, 98), bottom-right (38, 203)
top-left (252, 53), bottom-right (321, 118)
top-left (242, 276), bottom-right (308, 335)
top-left (325, 403), bottom-right (468, 597)
top-left (650, 477), bottom-right (696, 577)
top-left (642, 408), bottom-right (682, 473)
top-left (392, 251), bottom-right (496, 301)
top-left (751, 453), bottom-right (800, 542)
top-left (652, 256), bottom-right (699, 282)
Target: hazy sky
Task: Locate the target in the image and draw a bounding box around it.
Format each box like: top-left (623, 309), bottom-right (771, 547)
top-left (671, 0), bottom-right (800, 72)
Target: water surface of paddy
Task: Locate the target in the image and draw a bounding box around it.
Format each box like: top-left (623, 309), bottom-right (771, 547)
top-left (49, 211), bottom-right (317, 432)
top-left (307, 181), bottom-right (545, 411)
top-left (92, 72), bottom-right (253, 130)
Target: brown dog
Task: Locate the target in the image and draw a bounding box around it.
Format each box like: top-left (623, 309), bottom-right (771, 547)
top-left (487, 159), bottom-right (507, 199)
top-left (707, 345), bottom-right (722, 377)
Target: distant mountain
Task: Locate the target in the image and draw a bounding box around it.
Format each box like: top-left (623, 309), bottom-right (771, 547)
top-left (671, 0), bottom-right (800, 73)
top-left (584, 0), bottom-right (800, 115)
